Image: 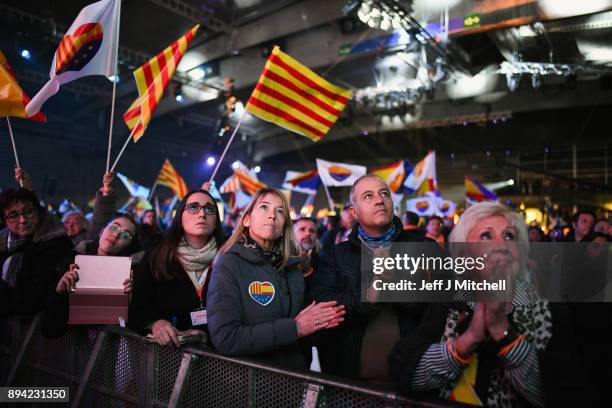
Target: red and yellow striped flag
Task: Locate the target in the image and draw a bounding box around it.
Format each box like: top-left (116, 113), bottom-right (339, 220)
top-left (0, 50), bottom-right (45, 122)
top-left (123, 25), bottom-right (199, 142)
top-left (156, 159), bottom-right (189, 200)
top-left (245, 46), bottom-right (352, 142)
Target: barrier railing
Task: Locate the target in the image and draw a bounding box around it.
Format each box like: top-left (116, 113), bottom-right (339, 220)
top-left (0, 317), bottom-right (469, 408)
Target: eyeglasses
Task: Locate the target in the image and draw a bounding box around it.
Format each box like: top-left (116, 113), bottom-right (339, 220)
top-left (109, 224), bottom-right (135, 241)
top-left (184, 202), bottom-right (216, 216)
top-left (4, 207), bottom-right (37, 223)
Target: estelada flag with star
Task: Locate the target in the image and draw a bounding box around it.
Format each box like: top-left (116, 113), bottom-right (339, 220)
top-left (0, 50), bottom-right (45, 122)
top-left (26, 0), bottom-right (121, 117)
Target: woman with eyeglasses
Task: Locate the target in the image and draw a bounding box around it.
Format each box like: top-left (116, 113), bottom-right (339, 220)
top-left (41, 212), bottom-right (141, 338)
top-left (127, 189), bottom-right (225, 347)
top-left (41, 173), bottom-right (141, 338)
top-left (0, 188), bottom-right (73, 318)
top-left (207, 189), bottom-right (345, 369)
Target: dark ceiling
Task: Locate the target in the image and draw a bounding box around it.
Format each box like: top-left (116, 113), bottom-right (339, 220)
top-left (0, 0), bottom-right (611, 210)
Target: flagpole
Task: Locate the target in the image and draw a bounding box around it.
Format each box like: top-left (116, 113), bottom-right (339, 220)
top-left (322, 182), bottom-right (335, 210)
top-left (6, 118), bottom-right (23, 187)
top-left (209, 111), bottom-right (246, 183)
top-left (110, 125), bottom-right (139, 172)
top-left (106, 0), bottom-right (122, 174)
top-left (105, 80), bottom-right (118, 174)
top-left (148, 181), bottom-right (158, 201)
top-left (6, 118), bottom-right (21, 168)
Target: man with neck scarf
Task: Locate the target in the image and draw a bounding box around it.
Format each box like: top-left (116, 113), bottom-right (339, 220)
top-left (308, 175), bottom-right (431, 382)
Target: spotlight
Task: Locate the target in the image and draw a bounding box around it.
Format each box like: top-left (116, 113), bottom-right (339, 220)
top-left (175, 94), bottom-right (184, 103)
top-left (20, 49), bottom-right (31, 60)
top-left (206, 156), bottom-right (216, 166)
top-left (253, 165), bottom-right (261, 174)
top-left (232, 161), bottom-right (240, 169)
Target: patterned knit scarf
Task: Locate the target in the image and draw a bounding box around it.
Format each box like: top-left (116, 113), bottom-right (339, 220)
top-left (238, 234), bottom-right (284, 269)
top-left (177, 236), bottom-right (218, 273)
top-left (357, 223), bottom-right (398, 249)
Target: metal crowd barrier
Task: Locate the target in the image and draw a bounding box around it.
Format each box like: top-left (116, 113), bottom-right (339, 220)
top-left (0, 317), bottom-right (468, 408)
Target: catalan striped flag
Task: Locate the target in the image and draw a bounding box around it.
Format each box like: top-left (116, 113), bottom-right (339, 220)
top-left (245, 46), bottom-right (352, 142)
top-left (0, 51), bottom-right (46, 122)
top-left (156, 159), bottom-right (189, 200)
top-left (465, 176), bottom-right (497, 203)
top-left (233, 161), bottom-right (267, 195)
top-left (220, 175), bottom-right (239, 194)
top-left (123, 25), bottom-right (199, 142)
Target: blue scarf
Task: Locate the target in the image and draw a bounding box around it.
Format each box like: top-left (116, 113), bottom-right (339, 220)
top-left (357, 223), bottom-right (398, 248)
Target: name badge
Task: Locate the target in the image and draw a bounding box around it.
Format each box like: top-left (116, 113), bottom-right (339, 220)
top-left (190, 309), bottom-right (207, 326)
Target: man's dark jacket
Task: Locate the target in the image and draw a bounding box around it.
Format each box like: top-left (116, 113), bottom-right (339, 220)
top-left (307, 216), bottom-right (431, 378)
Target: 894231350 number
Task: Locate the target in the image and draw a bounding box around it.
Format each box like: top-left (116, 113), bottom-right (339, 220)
top-left (0, 387), bottom-right (69, 402)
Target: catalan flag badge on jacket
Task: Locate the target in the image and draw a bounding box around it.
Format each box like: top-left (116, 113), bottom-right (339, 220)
top-left (245, 46), bottom-right (352, 142)
top-left (249, 281), bottom-right (275, 306)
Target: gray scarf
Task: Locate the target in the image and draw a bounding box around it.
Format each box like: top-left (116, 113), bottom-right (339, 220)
top-left (177, 236), bottom-right (218, 273)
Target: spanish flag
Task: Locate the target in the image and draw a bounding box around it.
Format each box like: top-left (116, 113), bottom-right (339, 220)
top-left (0, 51), bottom-right (45, 122)
top-left (123, 25), bottom-right (199, 142)
top-left (156, 159), bottom-right (189, 200)
top-left (245, 46), bottom-right (352, 142)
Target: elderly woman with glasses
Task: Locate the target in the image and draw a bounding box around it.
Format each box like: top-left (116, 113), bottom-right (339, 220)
top-left (390, 202), bottom-right (589, 408)
top-left (0, 188), bottom-right (73, 318)
top-left (128, 189), bottom-right (226, 347)
top-left (207, 188), bottom-right (345, 369)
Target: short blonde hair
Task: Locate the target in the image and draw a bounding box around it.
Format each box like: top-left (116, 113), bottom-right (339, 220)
top-left (218, 188), bottom-right (298, 270)
top-left (450, 202), bottom-right (529, 274)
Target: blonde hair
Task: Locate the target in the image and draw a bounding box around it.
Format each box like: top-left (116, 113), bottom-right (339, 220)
top-left (217, 188), bottom-right (298, 270)
top-left (450, 201), bottom-right (529, 274)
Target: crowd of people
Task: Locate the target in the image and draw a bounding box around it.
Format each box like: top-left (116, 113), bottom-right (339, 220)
top-left (1, 166), bottom-right (610, 408)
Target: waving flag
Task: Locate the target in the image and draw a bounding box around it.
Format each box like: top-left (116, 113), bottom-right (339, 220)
top-left (232, 161), bottom-right (267, 195)
top-left (116, 172), bottom-right (150, 199)
top-left (123, 25), bottom-right (199, 142)
top-left (245, 46), bottom-right (352, 142)
top-left (220, 175), bottom-right (239, 194)
top-left (316, 158), bottom-right (366, 187)
top-left (26, 0), bottom-right (120, 116)
top-left (404, 151), bottom-right (437, 194)
top-left (156, 159), bottom-right (189, 200)
top-left (406, 193), bottom-right (436, 216)
top-left (369, 160), bottom-right (409, 193)
top-left (465, 176), bottom-right (497, 204)
top-left (437, 199), bottom-right (457, 216)
top-left (283, 169), bottom-right (320, 195)
top-left (0, 51), bottom-right (45, 122)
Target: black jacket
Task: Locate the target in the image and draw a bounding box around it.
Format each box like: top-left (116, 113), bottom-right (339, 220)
top-left (207, 244), bottom-right (306, 370)
top-left (307, 217), bottom-right (430, 378)
top-left (127, 248), bottom-right (210, 335)
top-left (0, 215), bottom-right (73, 317)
